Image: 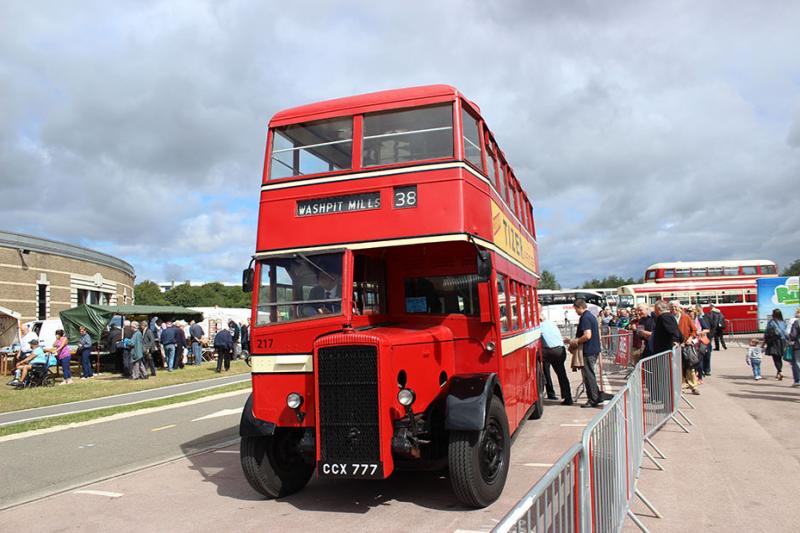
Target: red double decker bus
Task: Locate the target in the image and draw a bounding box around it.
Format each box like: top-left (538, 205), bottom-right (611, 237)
top-left (238, 85), bottom-right (543, 507)
top-left (617, 260), bottom-right (778, 330)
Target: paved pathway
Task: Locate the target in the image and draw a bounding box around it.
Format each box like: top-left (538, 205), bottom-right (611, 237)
top-left (0, 372), bottom-right (249, 426)
top-left (626, 345), bottom-right (800, 531)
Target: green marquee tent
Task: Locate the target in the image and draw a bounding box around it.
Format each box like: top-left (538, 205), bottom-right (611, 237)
top-left (60, 305), bottom-right (204, 343)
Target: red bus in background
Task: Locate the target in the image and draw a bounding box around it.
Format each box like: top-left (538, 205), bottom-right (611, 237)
top-left (238, 85), bottom-right (543, 507)
top-left (617, 260), bottom-right (778, 329)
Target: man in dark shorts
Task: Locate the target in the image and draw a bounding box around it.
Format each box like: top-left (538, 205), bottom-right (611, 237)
top-left (567, 298), bottom-right (603, 408)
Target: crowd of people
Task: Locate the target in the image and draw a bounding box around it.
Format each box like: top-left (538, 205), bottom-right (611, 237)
top-left (108, 317), bottom-right (251, 379)
top-left (6, 317), bottom-right (251, 388)
top-left (540, 298), bottom-right (740, 407)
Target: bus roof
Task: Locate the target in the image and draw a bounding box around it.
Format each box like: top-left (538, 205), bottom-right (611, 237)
top-left (271, 84), bottom-right (477, 125)
top-left (646, 259), bottom-right (775, 270)
top-left (538, 289), bottom-right (604, 296)
top-left (618, 278), bottom-right (758, 294)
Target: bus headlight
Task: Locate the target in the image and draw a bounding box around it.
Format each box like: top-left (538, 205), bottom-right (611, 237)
top-left (286, 392), bottom-right (303, 409)
top-left (397, 388), bottom-right (416, 407)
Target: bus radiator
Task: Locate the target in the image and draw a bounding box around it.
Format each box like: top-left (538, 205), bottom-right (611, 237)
top-left (317, 345), bottom-right (381, 467)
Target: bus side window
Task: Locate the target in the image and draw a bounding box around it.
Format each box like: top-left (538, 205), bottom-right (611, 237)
top-left (510, 281), bottom-right (520, 331)
top-left (498, 277), bottom-right (508, 333)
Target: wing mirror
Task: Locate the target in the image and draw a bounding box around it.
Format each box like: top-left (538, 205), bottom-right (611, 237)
top-left (476, 249), bottom-right (492, 282)
top-left (242, 267), bottom-right (254, 293)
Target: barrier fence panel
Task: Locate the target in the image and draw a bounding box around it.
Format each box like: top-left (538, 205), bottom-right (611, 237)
top-left (641, 350), bottom-right (675, 437)
top-left (493, 346), bottom-right (685, 533)
top-left (493, 443), bottom-right (583, 533)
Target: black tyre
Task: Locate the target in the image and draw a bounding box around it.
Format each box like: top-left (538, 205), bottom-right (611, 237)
top-left (530, 358), bottom-right (545, 420)
top-left (448, 395), bottom-right (510, 508)
top-left (240, 429), bottom-right (314, 499)
top-left (44, 374), bottom-right (56, 387)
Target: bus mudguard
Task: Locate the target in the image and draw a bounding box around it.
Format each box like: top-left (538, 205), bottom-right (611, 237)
top-left (239, 393), bottom-right (277, 437)
top-left (444, 373), bottom-right (501, 431)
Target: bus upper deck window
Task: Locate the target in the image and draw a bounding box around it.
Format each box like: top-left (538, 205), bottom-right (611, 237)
top-left (741, 266), bottom-right (757, 275)
top-left (270, 118), bottom-right (353, 179)
top-left (362, 104), bottom-right (453, 167)
top-left (461, 108), bottom-right (482, 168)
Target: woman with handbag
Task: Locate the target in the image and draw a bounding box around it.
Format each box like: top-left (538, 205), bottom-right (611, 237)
top-left (693, 306), bottom-right (712, 381)
top-left (671, 301), bottom-right (699, 395)
top-left (763, 309), bottom-right (787, 380)
top-left (787, 309), bottom-right (800, 386)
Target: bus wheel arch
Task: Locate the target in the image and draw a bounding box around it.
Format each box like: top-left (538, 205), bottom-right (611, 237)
top-left (443, 373), bottom-right (501, 432)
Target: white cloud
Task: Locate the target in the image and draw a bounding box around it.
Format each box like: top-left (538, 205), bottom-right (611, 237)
top-left (1, 0), bottom-right (799, 287)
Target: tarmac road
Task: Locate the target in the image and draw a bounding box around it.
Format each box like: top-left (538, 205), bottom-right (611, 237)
top-left (0, 389), bottom-right (250, 509)
top-left (0, 370), bottom-right (593, 531)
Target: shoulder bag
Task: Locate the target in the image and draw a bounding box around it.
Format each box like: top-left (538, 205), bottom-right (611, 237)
top-left (681, 344), bottom-right (700, 366)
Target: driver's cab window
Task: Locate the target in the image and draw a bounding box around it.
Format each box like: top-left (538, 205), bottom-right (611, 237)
top-left (256, 252), bottom-right (343, 325)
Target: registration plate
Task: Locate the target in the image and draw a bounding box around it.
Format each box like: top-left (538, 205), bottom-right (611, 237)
top-left (318, 462), bottom-right (382, 478)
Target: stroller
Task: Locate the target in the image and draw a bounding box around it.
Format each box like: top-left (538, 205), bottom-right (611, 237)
top-left (19, 352), bottom-right (57, 388)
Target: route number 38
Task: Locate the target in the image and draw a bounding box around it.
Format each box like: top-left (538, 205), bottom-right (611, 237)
top-left (393, 185), bottom-right (418, 209)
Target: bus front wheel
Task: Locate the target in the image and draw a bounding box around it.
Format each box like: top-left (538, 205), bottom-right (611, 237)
top-left (240, 429), bottom-right (314, 498)
top-left (448, 395), bottom-right (510, 508)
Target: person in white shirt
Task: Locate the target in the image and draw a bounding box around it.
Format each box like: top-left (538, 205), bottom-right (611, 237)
top-left (17, 324), bottom-right (39, 363)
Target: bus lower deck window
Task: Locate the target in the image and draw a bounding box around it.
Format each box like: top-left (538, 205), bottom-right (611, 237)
top-left (404, 274), bottom-right (479, 316)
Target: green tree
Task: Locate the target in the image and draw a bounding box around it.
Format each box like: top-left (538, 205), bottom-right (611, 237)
top-left (163, 283), bottom-right (198, 307)
top-left (581, 275), bottom-right (639, 289)
top-left (782, 259), bottom-right (800, 276)
top-left (134, 281), bottom-right (168, 305)
top-left (160, 282), bottom-right (252, 308)
top-left (539, 270), bottom-right (561, 290)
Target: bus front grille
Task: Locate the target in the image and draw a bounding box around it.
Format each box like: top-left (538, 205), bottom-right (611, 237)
top-left (317, 345), bottom-right (380, 464)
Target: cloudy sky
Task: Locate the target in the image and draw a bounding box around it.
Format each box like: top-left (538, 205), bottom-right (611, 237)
top-left (2, 0), bottom-right (799, 288)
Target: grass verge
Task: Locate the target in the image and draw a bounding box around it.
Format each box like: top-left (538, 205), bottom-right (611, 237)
top-left (1, 361), bottom-right (250, 414)
top-left (0, 380), bottom-right (250, 438)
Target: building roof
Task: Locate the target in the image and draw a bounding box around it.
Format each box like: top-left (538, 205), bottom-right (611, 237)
top-left (270, 84), bottom-right (466, 125)
top-left (0, 230), bottom-right (135, 277)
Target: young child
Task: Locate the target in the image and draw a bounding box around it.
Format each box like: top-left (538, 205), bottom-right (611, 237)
top-left (746, 338), bottom-right (763, 380)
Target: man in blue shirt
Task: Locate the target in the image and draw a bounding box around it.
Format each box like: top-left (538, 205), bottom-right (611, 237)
top-left (539, 305), bottom-right (574, 405)
top-left (567, 298), bottom-right (603, 408)
top-left (160, 321), bottom-right (178, 372)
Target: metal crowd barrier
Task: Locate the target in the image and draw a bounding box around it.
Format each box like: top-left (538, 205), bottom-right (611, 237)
top-left (493, 346), bottom-right (691, 533)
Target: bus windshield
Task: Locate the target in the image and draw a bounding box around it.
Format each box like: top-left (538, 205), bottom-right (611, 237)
top-left (256, 252), bottom-right (343, 325)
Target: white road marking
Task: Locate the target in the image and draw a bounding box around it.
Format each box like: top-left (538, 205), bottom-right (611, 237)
top-left (0, 389), bottom-right (249, 444)
top-left (191, 408), bottom-right (241, 422)
top-left (73, 490), bottom-right (123, 498)
top-left (78, 443), bottom-right (95, 449)
top-left (561, 423), bottom-right (587, 427)
top-left (213, 450), bottom-right (239, 454)
top-left (522, 463), bottom-right (553, 467)
top-left (151, 424), bottom-right (176, 432)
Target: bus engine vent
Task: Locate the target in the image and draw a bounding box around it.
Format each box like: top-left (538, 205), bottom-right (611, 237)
top-left (317, 345), bottom-right (380, 463)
